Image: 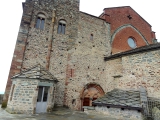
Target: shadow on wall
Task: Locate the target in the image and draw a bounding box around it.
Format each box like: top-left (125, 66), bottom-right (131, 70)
top-left (0, 94), bottom-right (4, 104)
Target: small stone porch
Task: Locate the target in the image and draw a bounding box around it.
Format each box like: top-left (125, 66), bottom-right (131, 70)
top-left (6, 65), bottom-right (58, 114)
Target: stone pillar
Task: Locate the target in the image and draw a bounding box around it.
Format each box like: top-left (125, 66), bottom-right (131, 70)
top-left (89, 98), bottom-right (93, 106)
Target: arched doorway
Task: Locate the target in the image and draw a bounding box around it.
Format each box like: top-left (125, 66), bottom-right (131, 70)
top-left (80, 83), bottom-right (105, 110)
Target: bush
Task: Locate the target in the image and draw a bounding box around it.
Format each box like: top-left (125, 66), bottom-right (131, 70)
top-left (1, 101), bottom-right (7, 108)
top-left (152, 107), bottom-right (160, 120)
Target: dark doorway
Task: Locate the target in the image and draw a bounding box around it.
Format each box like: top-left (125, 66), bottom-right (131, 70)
top-left (83, 98), bottom-right (90, 106)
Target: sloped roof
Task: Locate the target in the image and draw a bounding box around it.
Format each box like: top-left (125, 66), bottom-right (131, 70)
top-left (12, 64), bottom-right (58, 82)
top-left (92, 89), bottom-right (142, 109)
top-left (104, 43), bottom-right (160, 61)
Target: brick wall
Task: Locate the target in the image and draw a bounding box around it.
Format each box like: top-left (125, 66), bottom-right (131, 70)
top-left (100, 6), bottom-right (155, 54)
top-left (111, 26), bottom-right (147, 54)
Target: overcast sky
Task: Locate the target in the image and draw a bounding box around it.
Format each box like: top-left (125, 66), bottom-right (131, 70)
top-left (0, 0), bottom-right (159, 94)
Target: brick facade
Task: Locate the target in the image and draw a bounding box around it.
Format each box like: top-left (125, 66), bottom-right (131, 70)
top-left (100, 6), bottom-right (156, 54)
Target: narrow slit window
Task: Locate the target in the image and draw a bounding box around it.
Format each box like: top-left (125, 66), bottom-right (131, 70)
top-left (10, 84), bottom-right (15, 101)
top-left (90, 34), bottom-right (93, 40)
top-left (58, 20), bottom-right (66, 34)
top-left (71, 69), bottom-right (73, 77)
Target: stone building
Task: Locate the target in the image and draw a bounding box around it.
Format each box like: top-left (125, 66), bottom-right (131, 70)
top-left (3, 0), bottom-right (160, 118)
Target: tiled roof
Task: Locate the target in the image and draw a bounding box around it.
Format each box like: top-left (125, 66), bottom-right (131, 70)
top-left (92, 89), bottom-right (142, 109)
top-left (11, 64), bottom-right (58, 82)
top-left (104, 43), bottom-right (160, 61)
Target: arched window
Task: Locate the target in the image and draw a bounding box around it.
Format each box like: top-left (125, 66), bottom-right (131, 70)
top-left (58, 20), bottom-right (66, 34)
top-left (35, 13), bottom-right (46, 30)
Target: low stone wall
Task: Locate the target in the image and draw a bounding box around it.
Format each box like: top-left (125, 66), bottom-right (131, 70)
top-left (7, 79), bottom-right (39, 114)
top-left (83, 106), bottom-right (143, 120)
top-left (152, 107), bottom-right (160, 120)
top-left (0, 94), bottom-right (4, 104)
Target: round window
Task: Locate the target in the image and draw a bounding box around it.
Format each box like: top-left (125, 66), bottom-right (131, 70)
top-left (127, 38), bottom-right (136, 48)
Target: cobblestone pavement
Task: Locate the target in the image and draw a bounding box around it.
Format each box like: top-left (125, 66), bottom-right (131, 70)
top-left (0, 105), bottom-right (117, 120)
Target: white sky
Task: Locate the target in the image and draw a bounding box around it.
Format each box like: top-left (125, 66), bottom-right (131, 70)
top-left (0, 0), bottom-right (159, 94)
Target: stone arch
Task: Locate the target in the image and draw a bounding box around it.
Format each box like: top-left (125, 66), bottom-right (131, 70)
top-left (33, 11), bottom-right (48, 30)
top-left (34, 11), bottom-right (49, 18)
top-left (57, 18), bottom-right (68, 24)
top-left (57, 19), bottom-right (67, 34)
top-left (80, 82), bottom-right (105, 110)
top-left (111, 24), bottom-right (149, 45)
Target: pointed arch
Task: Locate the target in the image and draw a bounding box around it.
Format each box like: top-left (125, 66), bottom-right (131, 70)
top-left (111, 24), bottom-right (149, 45)
top-left (80, 82), bottom-right (105, 110)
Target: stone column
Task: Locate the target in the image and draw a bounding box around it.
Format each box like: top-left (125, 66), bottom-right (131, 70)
top-left (89, 98), bottom-right (93, 106)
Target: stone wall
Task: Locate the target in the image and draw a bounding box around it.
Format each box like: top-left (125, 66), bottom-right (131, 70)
top-left (3, 1), bottom-right (33, 101)
top-left (7, 79), bottom-right (39, 114)
top-left (105, 49), bottom-right (160, 98)
top-left (64, 12), bottom-right (111, 110)
top-left (5, 0), bottom-right (112, 109)
top-left (0, 94), bottom-right (3, 104)
top-left (4, 0), bottom-right (159, 113)
top-left (7, 79), bottom-right (56, 114)
top-left (22, 1), bottom-right (54, 69)
top-left (152, 107), bottom-right (160, 120)
top-left (10, 0), bottom-right (80, 107)
top-left (49, 0), bottom-right (79, 106)
top-left (105, 58), bottom-right (123, 92)
top-left (84, 106), bottom-right (143, 120)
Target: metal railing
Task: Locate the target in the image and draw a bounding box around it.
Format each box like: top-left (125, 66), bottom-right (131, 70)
top-left (142, 97), bottom-right (160, 120)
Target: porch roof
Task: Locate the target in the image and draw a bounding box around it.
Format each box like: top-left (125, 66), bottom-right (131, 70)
top-left (11, 64), bottom-right (58, 82)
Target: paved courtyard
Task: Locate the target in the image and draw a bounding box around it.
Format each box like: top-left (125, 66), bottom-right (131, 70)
top-left (0, 105), bottom-right (117, 120)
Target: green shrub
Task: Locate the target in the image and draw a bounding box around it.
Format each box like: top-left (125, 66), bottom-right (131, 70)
top-left (1, 101), bottom-right (7, 108)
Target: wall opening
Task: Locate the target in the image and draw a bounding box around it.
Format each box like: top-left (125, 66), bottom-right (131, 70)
top-left (80, 83), bottom-right (105, 111)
